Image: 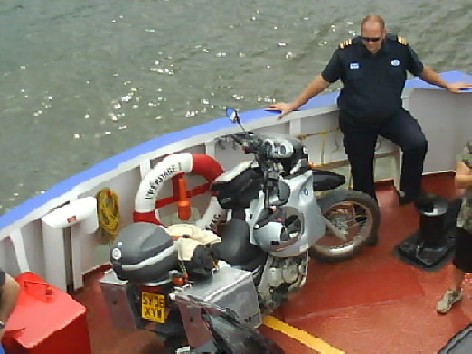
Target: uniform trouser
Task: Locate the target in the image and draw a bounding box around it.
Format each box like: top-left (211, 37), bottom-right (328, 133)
top-left (339, 108), bottom-right (428, 201)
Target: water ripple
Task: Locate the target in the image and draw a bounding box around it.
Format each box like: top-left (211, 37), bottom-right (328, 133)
top-left (1, 0), bottom-right (471, 213)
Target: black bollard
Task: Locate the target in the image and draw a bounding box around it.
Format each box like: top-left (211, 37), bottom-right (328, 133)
top-left (415, 193), bottom-right (449, 248)
top-left (397, 193), bottom-right (456, 268)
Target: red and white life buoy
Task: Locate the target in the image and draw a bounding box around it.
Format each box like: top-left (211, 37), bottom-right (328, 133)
top-left (133, 153), bottom-right (223, 227)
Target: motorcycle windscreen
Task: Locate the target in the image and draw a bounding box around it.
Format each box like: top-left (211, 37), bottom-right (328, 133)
top-left (176, 294), bottom-right (284, 354)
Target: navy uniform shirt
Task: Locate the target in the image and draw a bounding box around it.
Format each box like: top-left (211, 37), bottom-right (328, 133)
top-left (321, 33), bottom-right (424, 124)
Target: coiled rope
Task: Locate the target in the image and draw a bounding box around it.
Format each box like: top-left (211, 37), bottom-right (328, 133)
top-left (96, 188), bottom-right (119, 244)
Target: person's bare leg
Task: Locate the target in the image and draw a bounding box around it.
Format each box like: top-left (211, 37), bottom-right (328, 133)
top-left (450, 267), bottom-right (466, 292)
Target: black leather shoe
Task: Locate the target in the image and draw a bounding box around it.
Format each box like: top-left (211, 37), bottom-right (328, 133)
top-left (397, 191), bottom-right (434, 209)
top-left (396, 190), bottom-right (410, 205)
top-left (397, 190), bottom-right (428, 206)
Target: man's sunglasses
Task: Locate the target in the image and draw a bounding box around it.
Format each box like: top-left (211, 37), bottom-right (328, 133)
top-left (361, 36), bottom-right (381, 43)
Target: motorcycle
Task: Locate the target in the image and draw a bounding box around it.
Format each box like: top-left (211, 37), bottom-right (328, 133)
top-left (210, 107), bottom-right (380, 308)
top-left (101, 107), bottom-right (380, 353)
top-left (171, 292), bottom-right (284, 354)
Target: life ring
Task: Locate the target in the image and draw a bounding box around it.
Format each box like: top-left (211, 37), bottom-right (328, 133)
top-left (133, 153), bottom-right (223, 228)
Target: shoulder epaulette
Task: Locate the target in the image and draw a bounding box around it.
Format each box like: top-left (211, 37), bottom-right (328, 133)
top-left (397, 36), bottom-right (408, 46)
top-left (338, 39), bottom-right (352, 49)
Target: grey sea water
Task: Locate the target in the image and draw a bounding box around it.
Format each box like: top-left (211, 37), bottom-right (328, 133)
top-left (1, 0), bottom-right (471, 214)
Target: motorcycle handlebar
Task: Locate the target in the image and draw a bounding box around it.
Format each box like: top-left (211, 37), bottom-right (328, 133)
top-left (229, 133), bottom-right (262, 154)
top-left (228, 133), bottom-right (283, 179)
top-left (229, 133), bottom-right (243, 146)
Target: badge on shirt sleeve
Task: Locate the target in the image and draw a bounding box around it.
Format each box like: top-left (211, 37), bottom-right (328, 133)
top-left (390, 59), bottom-right (400, 66)
top-left (397, 36), bottom-right (408, 45)
top-left (349, 62), bottom-right (360, 70)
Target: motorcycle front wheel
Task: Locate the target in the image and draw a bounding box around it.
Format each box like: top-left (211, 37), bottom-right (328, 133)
top-left (310, 189), bottom-right (380, 262)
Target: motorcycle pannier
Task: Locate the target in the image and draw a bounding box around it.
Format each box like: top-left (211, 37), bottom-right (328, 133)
top-left (178, 265), bottom-right (261, 328)
top-left (110, 222), bottom-right (177, 283)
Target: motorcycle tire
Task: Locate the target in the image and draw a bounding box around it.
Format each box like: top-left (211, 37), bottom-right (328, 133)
top-left (310, 189), bottom-right (380, 262)
top-left (163, 334), bottom-right (187, 354)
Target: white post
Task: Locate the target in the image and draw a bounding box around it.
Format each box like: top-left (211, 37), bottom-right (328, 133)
top-left (204, 140), bottom-right (216, 157)
top-left (42, 197), bottom-right (98, 291)
top-left (41, 222), bottom-right (67, 291)
top-left (9, 229), bottom-right (31, 273)
top-left (139, 160), bottom-right (151, 179)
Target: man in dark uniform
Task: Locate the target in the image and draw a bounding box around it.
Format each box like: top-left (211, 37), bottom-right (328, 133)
top-left (268, 14), bottom-right (471, 204)
top-left (0, 267), bottom-right (20, 347)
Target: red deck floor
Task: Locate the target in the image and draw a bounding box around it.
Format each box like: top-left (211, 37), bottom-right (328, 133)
top-left (73, 173), bottom-right (471, 353)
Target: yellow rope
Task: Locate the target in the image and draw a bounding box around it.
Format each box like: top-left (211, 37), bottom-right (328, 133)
top-left (96, 188), bottom-right (119, 244)
top-left (297, 127), bottom-right (354, 189)
top-left (296, 127), bottom-right (340, 142)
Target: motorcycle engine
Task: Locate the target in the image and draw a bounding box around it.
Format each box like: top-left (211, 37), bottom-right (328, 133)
top-left (257, 254), bottom-right (308, 312)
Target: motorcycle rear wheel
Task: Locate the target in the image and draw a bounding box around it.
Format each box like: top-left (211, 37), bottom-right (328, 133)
top-left (163, 334), bottom-right (187, 354)
top-left (310, 190), bottom-right (380, 262)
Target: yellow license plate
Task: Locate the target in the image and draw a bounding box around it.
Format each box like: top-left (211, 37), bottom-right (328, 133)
top-left (141, 292), bottom-right (165, 323)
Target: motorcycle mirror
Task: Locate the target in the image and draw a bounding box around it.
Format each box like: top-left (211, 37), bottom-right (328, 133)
top-left (225, 107), bottom-right (240, 124)
top-left (226, 107), bottom-right (248, 135)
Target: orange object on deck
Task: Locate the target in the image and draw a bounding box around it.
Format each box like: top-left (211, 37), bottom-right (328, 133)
top-left (2, 272), bottom-right (91, 354)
